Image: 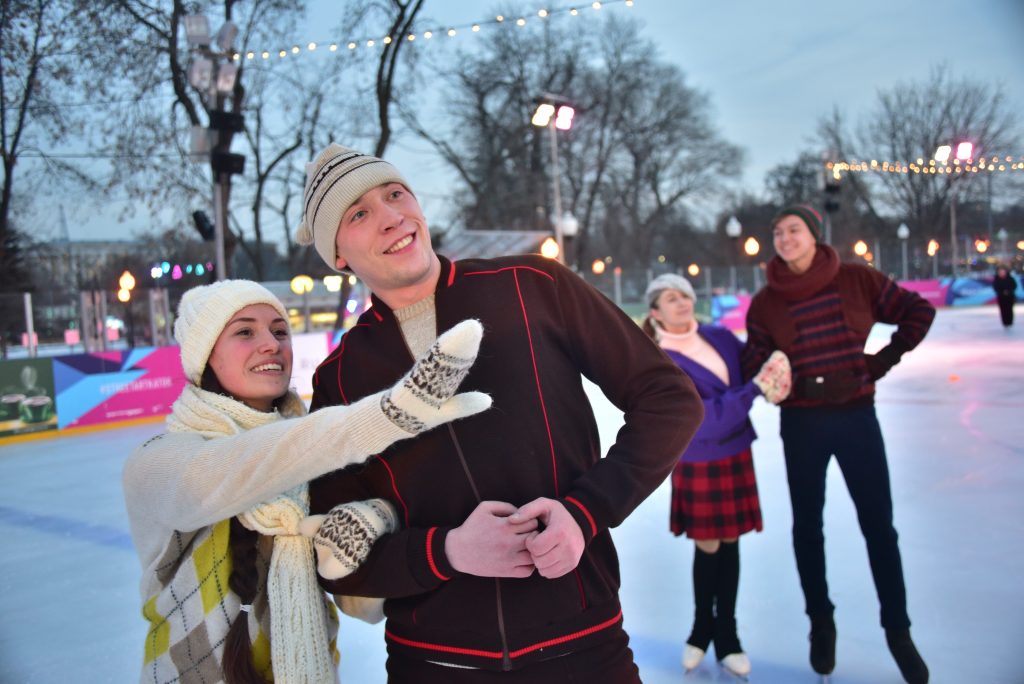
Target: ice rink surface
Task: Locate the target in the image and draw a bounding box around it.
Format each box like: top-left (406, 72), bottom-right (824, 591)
top-left (1, 305), bottom-right (1020, 683)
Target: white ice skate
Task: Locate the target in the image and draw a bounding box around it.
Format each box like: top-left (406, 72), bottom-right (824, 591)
top-left (719, 652), bottom-right (751, 680)
top-left (682, 644), bottom-right (705, 673)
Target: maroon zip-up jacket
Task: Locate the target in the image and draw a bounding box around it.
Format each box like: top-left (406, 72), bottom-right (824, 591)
top-left (308, 254), bottom-right (702, 672)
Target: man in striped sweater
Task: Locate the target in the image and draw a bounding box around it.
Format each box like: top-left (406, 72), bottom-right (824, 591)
top-left (742, 205), bottom-right (934, 684)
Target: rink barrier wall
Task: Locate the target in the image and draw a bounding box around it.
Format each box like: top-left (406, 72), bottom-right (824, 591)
top-left (0, 331), bottom-right (334, 444)
top-left (1, 274), bottom-right (1017, 444)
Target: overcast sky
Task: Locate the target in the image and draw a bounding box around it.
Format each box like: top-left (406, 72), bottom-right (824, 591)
top-left (58, 0), bottom-right (1024, 242)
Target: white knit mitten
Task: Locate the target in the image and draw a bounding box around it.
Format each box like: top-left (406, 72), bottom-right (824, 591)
top-left (380, 319), bottom-right (491, 434)
top-left (753, 350), bottom-right (792, 404)
top-left (299, 498), bottom-right (399, 580)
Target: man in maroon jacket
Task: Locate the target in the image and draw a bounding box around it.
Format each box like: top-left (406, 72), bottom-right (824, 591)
top-left (742, 205), bottom-right (934, 684)
top-left (295, 143), bottom-right (703, 682)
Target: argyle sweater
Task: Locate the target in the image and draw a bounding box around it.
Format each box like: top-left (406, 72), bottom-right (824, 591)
top-left (308, 254), bottom-right (703, 672)
top-left (123, 385), bottom-right (422, 683)
top-left (742, 251), bottom-right (934, 408)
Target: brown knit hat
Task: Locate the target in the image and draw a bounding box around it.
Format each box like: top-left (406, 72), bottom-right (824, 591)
top-left (772, 204), bottom-right (823, 242)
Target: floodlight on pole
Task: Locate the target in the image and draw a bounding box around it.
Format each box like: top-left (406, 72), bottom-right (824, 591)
top-left (183, 15), bottom-right (211, 46)
top-left (936, 141), bottom-right (975, 276)
top-left (532, 94), bottom-right (575, 264)
top-left (184, 13), bottom-right (245, 282)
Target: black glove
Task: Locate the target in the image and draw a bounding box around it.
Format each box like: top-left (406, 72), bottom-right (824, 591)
top-left (864, 340), bottom-right (909, 381)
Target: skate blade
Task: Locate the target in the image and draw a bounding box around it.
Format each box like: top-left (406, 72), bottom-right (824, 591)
top-left (717, 661), bottom-right (750, 681)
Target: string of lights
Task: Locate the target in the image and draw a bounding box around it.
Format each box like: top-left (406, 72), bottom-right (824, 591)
top-left (229, 0), bottom-right (636, 63)
top-left (827, 156), bottom-right (1024, 180)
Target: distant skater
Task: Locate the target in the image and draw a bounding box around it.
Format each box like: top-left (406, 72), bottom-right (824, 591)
top-left (992, 265), bottom-right (1017, 328)
top-left (743, 205), bottom-right (935, 684)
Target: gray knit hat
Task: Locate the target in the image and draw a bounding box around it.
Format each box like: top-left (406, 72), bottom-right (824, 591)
top-left (645, 273), bottom-right (696, 308)
top-left (174, 280), bottom-right (289, 385)
top-left (295, 143), bottom-right (411, 271)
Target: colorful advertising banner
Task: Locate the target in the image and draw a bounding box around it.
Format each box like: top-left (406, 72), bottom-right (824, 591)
top-left (0, 358), bottom-right (58, 438)
top-left (711, 294), bottom-right (752, 332)
top-left (52, 347), bottom-right (187, 430)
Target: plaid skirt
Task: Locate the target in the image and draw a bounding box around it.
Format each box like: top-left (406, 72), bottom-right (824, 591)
top-left (670, 448), bottom-right (763, 540)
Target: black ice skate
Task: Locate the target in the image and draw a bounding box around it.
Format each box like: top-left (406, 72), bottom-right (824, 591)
top-left (886, 628), bottom-right (929, 684)
top-left (809, 616), bottom-right (836, 678)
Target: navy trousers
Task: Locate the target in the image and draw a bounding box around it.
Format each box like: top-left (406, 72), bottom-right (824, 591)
top-left (780, 404), bottom-right (911, 630)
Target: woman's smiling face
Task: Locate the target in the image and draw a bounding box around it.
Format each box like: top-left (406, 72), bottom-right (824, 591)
top-left (207, 304), bottom-right (292, 411)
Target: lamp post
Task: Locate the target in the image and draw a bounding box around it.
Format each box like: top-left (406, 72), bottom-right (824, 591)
top-left (927, 239), bottom-right (940, 278)
top-left (996, 228), bottom-right (1009, 261)
top-left (531, 95), bottom-right (575, 265)
top-left (744, 237), bottom-right (761, 290)
top-left (290, 275), bottom-right (314, 332)
top-left (184, 13), bottom-right (244, 281)
top-left (935, 142), bottom-right (974, 276)
top-left (725, 216), bottom-right (741, 293)
top-left (117, 270), bottom-right (136, 348)
top-left (897, 223), bottom-right (910, 281)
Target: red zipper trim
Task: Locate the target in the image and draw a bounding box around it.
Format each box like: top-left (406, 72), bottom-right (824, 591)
top-left (384, 609), bottom-right (623, 660)
top-left (512, 268), bottom-right (560, 495)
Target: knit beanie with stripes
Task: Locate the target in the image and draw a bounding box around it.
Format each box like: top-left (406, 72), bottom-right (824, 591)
top-left (772, 204), bottom-right (823, 243)
top-left (295, 143), bottom-right (411, 271)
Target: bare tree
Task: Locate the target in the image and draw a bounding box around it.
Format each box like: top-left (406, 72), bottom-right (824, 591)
top-left (407, 15), bottom-right (741, 270)
top-left (818, 66), bottom-right (1020, 246)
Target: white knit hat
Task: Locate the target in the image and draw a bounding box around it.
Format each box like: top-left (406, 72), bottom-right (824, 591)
top-left (295, 143), bottom-right (410, 271)
top-left (645, 273), bottom-right (697, 308)
top-left (173, 280), bottom-right (290, 385)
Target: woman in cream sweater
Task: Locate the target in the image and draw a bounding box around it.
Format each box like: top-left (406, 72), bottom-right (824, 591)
top-left (123, 279), bottom-right (488, 684)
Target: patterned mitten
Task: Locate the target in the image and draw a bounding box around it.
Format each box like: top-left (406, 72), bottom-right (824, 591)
top-left (380, 319), bottom-right (491, 434)
top-left (299, 498), bottom-right (399, 580)
top-left (753, 350), bottom-right (792, 404)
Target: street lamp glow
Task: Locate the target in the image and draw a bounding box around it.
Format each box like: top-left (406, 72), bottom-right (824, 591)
top-left (975, 239), bottom-right (988, 253)
top-left (591, 259), bottom-right (606, 275)
top-left (743, 237), bottom-right (760, 256)
top-left (117, 288), bottom-right (131, 303)
top-left (540, 237), bottom-right (560, 260)
top-left (554, 105), bottom-right (575, 131)
top-left (854, 240), bottom-right (868, 256)
top-left (956, 142), bottom-right (974, 161)
top-left (1017, 240), bottom-right (1024, 251)
top-left (119, 270), bottom-right (136, 292)
top-left (289, 274), bottom-right (314, 295)
top-left (323, 275), bottom-right (343, 292)
top-left (927, 239), bottom-right (940, 257)
top-left (531, 103), bottom-right (555, 127)
top-left (687, 263), bottom-right (700, 277)
top-left (150, 266), bottom-right (163, 279)
top-left (934, 145), bottom-right (952, 163)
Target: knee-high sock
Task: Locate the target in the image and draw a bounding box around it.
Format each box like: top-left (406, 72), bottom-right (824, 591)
top-left (687, 546), bottom-right (719, 649)
top-left (713, 541), bottom-right (743, 658)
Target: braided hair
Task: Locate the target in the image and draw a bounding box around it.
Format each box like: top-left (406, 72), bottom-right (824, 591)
top-left (200, 365), bottom-right (273, 683)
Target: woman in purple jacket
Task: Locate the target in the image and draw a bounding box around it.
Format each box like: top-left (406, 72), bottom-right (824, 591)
top-left (643, 274), bottom-right (791, 679)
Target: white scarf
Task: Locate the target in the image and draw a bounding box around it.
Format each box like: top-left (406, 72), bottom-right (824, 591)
top-left (167, 385), bottom-right (337, 684)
